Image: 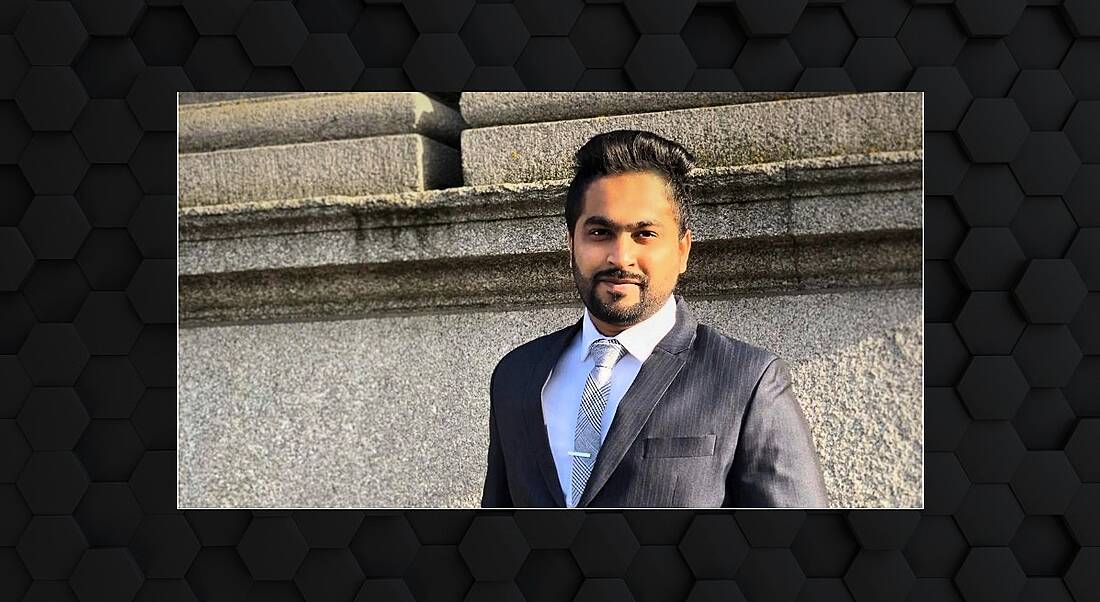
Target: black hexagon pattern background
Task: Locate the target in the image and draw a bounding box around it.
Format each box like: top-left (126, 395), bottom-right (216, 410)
top-left (1, 1), bottom-right (1099, 601)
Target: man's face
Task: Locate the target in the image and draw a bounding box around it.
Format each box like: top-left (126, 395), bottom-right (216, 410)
top-left (569, 171), bottom-right (692, 333)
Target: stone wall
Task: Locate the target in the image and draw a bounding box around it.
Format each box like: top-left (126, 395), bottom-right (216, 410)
top-left (178, 92), bottom-right (924, 508)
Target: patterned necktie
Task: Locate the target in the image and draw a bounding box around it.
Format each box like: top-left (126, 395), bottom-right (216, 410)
top-left (569, 338), bottom-right (627, 507)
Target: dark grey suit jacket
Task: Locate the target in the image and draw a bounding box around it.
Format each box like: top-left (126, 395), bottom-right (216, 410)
top-left (481, 295), bottom-right (828, 508)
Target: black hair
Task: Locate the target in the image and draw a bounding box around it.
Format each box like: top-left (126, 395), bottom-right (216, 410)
top-left (565, 129), bottom-right (695, 238)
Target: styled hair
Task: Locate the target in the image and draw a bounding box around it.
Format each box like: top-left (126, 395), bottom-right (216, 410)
top-left (565, 129), bottom-right (695, 237)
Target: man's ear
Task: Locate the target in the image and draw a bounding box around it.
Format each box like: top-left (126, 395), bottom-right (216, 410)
top-left (679, 229), bottom-right (692, 274)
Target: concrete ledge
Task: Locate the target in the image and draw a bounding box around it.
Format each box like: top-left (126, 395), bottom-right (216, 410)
top-left (178, 134), bottom-right (461, 208)
top-left (459, 91), bottom-right (833, 127)
top-left (179, 92), bottom-right (465, 153)
top-left (461, 92), bottom-right (922, 185)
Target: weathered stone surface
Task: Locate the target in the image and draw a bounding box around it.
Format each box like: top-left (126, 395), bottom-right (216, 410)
top-left (178, 134), bottom-right (461, 207)
top-left (461, 92), bottom-right (922, 185)
top-left (179, 92), bottom-right (465, 152)
top-left (458, 91), bottom-right (832, 127)
top-left (177, 287), bottom-right (922, 508)
top-left (179, 92), bottom-right (292, 105)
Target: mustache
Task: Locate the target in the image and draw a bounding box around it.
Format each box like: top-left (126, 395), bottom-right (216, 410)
top-left (593, 269), bottom-right (648, 286)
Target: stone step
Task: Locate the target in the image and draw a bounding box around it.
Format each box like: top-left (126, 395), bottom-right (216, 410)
top-left (461, 92), bottom-right (922, 186)
top-left (459, 91), bottom-right (832, 127)
top-left (179, 92), bottom-right (466, 153)
top-left (178, 134), bottom-right (461, 208)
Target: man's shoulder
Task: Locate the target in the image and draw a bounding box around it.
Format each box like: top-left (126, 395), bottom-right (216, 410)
top-left (693, 322), bottom-right (780, 367)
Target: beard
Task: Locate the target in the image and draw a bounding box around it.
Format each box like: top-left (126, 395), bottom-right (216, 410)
top-left (571, 255), bottom-right (661, 327)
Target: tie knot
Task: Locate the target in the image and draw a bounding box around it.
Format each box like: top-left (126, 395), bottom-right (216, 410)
top-left (589, 338), bottom-right (626, 369)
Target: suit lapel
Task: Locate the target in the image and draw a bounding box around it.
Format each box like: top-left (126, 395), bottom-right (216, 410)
top-left (577, 295), bottom-right (698, 508)
top-left (521, 321), bottom-right (579, 508)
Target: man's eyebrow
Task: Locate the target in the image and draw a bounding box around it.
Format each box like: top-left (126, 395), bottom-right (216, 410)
top-left (582, 216), bottom-right (660, 230)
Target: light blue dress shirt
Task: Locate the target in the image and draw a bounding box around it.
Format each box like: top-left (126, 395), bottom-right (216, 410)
top-left (540, 295), bottom-right (679, 506)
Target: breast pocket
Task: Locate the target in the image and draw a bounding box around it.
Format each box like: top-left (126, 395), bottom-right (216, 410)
top-left (643, 434), bottom-right (717, 458)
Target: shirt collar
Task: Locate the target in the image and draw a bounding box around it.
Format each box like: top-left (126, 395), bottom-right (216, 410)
top-left (579, 294), bottom-right (679, 365)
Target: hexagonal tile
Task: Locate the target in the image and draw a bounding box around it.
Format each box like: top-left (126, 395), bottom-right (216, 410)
top-left (1018, 578), bottom-right (1074, 602)
top-left (125, 260), bottom-right (175, 326)
top-left (925, 323), bottom-right (969, 387)
top-left (350, 515), bottom-right (419, 576)
top-left (131, 515), bottom-right (201, 578)
top-left (1013, 260), bottom-right (1087, 324)
top-left (843, 550), bottom-right (914, 601)
top-left (795, 69), bottom-right (855, 92)
top-left (18, 324), bottom-right (89, 387)
top-left (1011, 196), bottom-right (1078, 259)
top-left (129, 131), bottom-right (176, 194)
top-left (927, 387), bottom-right (970, 452)
top-left (1065, 101), bottom-right (1100, 164)
top-left (403, 0), bottom-right (474, 33)
top-left (623, 510), bottom-right (694, 545)
top-left (127, 67), bottom-right (194, 132)
top-left (1066, 548), bottom-right (1100, 602)
top-left (403, 34), bottom-right (474, 91)
top-left (577, 69), bottom-right (632, 92)
top-left (0, 36), bottom-right (29, 99)
top-left (294, 0), bottom-right (362, 33)
top-left (405, 546), bottom-right (472, 602)
top-left (925, 132), bottom-right (968, 196)
top-left (508, 511), bottom-right (581, 550)
top-left (75, 297), bottom-right (143, 364)
top-left (0, 294), bottom-right (34, 354)
top-left (351, 5), bottom-right (417, 68)
top-left (1012, 133), bottom-right (1081, 196)
top-left (293, 34), bottom-right (363, 90)
top-left (0, 227), bottom-right (33, 292)
top-left (678, 515), bottom-right (748, 579)
top-left (681, 5), bottom-right (743, 69)
top-left (959, 548), bottom-right (1025, 598)
top-left (514, 0), bottom-right (584, 36)
top-left (129, 450), bottom-right (175, 513)
top-left (14, 1), bottom-right (88, 65)
top-left (515, 37), bottom-right (582, 91)
top-left (461, 5), bottom-right (528, 67)
top-left (903, 515), bottom-right (968, 578)
top-left (956, 420), bottom-right (1026, 483)
top-left (955, 0), bottom-right (1025, 36)
top-left (76, 420), bottom-right (145, 480)
top-left (72, 0), bottom-right (146, 36)
top-left (75, 167), bottom-right (142, 231)
top-left (955, 484), bottom-right (1024, 545)
top-left (237, 1), bottom-right (306, 66)
top-left (18, 388), bottom-right (88, 451)
top-left (569, 5), bottom-right (636, 69)
top-left (1066, 166), bottom-right (1100, 229)
top-left (572, 579), bottom-right (630, 602)
top-left (75, 482), bottom-right (143, 546)
top-left (0, 167), bottom-right (32, 226)
top-left (76, 229), bottom-right (142, 290)
top-left (0, 101), bottom-right (30, 162)
top-left (19, 197), bottom-right (90, 260)
top-left (0, 549), bottom-right (29, 601)
top-left (626, 546), bottom-right (693, 602)
top-left (17, 516), bottom-right (87, 580)
top-left (295, 549), bottom-right (365, 602)
top-left (955, 293), bottom-right (1025, 355)
top-left (957, 99), bottom-right (1029, 163)
top-left (133, 7), bottom-right (197, 66)
top-left (737, 549), bottom-right (805, 602)
top-left (907, 68), bottom-right (971, 132)
top-left (1065, 419), bottom-right (1100, 482)
top-left (1012, 388), bottom-right (1075, 450)
top-left (841, 0), bottom-right (909, 37)
top-left (69, 549), bottom-right (144, 602)
top-left (787, 7), bottom-right (852, 69)
top-left (1064, 0), bottom-right (1100, 36)
top-left (1013, 325), bottom-right (1082, 387)
top-left (625, 35), bottom-right (695, 91)
top-left (1065, 484), bottom-right (1100, 545)
top-left (19, 133), bottom-right (90, 198)
top-left (925, 261), bottom-right (965, 318)
top-left (355, 579), bottom-right (414, 602)
top-left (1007, 7), bottom-right (1073, 69)
top-left (898, 6), bottom-right (967, 68)
top-left (953, 228), bottom-right (1026, 291)
top-left (734, 39), bottom-right (801, 90)
top-left (790, 513), bottom-right (857, 578)
top-left (458, 516), bottom-right (529, 581)
top-left (129, 324), bottom-right (174, 387)
top-left (953, 165), bottom-right (1024, 227)
top-left (74, 38), bottom-right (145, 99)
top-left (736, 511), bottom-right (804, 548)
top-left (0, 484), bottom-right (29, 546)
top-left (184, 37), bottom-right (253, 91)
top-left (1070, 293), bottom-right (1100, 356)
top-left (1067, 355), bottom-right (1100, 417)
top-left (134, 580), bottom-right (198, 602)
top-left (847, 511), bottom-right (920, 551)
top-left (1010, 451), bottom-right (1081, 515)
top-left (16, 451), bottom-right (88, 514)
top-left (0, 356), bottom-right (32, 418)
top-left (73, 102), bottom-right (142, 165)
top-left (186, 548), bottom-right (251, 602)
top-left (955, 39), bottom-right (1019, 98)
top-left (0, 419), bottom-right (30, 482)
top-left (183, 0), bottom-right (249, 34)
top-left (1011, 516), bottom-right (1076, 576)
top-left (517, 550), bottom-right (582, 602)
top-left (464, 66), bottom-right (522, 91)
top-left (1067, 229), bottom-right (1100, 291)
top-left (128, 195), bottom-right (174, 260)
top-left (1008, 70), bottom-right (1074, 131)
top-left (729, 0), bottom-right (802, 36)
top-left (571, 514), bottom-right (639, 577)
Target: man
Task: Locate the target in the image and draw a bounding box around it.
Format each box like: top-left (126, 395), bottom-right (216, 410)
top-left (482, 130), bottom-right (827, 508)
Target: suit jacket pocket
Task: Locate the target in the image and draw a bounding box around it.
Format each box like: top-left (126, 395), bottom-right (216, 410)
top-left (643, 434), bottom-right (717, 458)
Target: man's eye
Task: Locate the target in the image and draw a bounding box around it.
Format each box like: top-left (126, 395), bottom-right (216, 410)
top-left (589, 229), bottom-right (608, 236)
top-left (636, 231), bottom-right (657, 238)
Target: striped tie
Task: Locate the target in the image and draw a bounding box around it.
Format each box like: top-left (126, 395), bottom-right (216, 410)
top-left (569, 338), bottom-right (627, 507)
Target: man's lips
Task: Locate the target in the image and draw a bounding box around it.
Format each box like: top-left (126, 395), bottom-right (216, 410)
top-left (600, 278), bottom-right (641, 285)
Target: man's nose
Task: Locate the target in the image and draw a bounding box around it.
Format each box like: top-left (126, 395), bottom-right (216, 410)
top-left (606, 234), bottom-right (636, 267)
